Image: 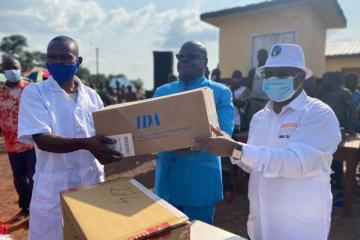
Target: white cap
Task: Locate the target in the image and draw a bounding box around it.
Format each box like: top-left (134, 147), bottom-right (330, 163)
top-left (256, 44), bottom-right (313, 79)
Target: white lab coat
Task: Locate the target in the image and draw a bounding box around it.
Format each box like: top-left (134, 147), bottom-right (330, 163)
top-left (232, 91), bottom-right (341, 240)
top-left (18, 77), bottom-right (104, 240)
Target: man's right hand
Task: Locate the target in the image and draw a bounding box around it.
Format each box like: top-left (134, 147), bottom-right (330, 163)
top-left (82, 135), bottom-right (122, 165)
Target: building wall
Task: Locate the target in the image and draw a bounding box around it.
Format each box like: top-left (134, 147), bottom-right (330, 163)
top-left (326, 56), bottom-right (360, 77)
top-left (216, 1), bottom-right (328, 78)
top-left (306, 6), bottom-right (327, 78)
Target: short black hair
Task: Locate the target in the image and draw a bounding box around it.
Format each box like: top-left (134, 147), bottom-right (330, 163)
top-left (322, 71), bottom-right (343, 86)
top-left (232, 70), bottom-right (242, 79)
top-left (2, 56), bottom-right (21, 70)
top-left (345, 73), bottom-right (358, 82)
top-left (211, 68), bottom-right (221, 77)
top-left (181, 41), bottom-right (207, 58)
top-left (47, 35), bottom-right (79, 56)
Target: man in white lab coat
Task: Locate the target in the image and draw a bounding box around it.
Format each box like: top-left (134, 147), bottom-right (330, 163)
top-left (18, 36), bottom-right (122, 240)
top-left (193, 44), bottom-right (341, 240)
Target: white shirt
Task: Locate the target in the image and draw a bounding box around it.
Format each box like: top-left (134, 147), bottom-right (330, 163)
top-left (18, 76), bottom-right (104, 240)
top-left (234, 86), bottom-right (247, 100)
top-left (233, 86), bottom-right (248, 127)
top-left (232, 91), bottom-right (341, 240)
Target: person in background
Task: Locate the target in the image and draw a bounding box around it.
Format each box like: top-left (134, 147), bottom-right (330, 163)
top-left (89, 81), bottom-right (96, 91)
top-left (0, 74), bottom-right (3, 136)
top-left (153, 41), bottom-right (234, 224)
top-left (344, 73), bottom-right (360, 107)
top-left (135, 85), bottom-right (145, 100)
top-left (232, 70), bottom-right (251, 132)
top-left (120, 85), bottom-right (126, 99)
top-left (0, 57), bottom-right (36, 220)
top-left (318, 72), bottom-right (355, 134)
top-left (204, 66), bottom-right (210, 79)
top-left (193, 44), bottom-right (341, 240)
top-left (303, 76), bottom-right (320, 98)
top-left (248, 49), bottom-right (269, 117)
top-left (124, 85), bottom-right (137, 102)
top-left (222, 70), bottom-right (251, 202)
top-left (0, 73), bottom-right (6, 86)
top-left (18, 35), bottom-right (122, 240)
top-left (317, 72), bottom-right (356, 201)
top-left (344, 73), bottom-right (360, 131)
top-left (167, 73), bottom-right (177, 83)
top-left (115, 81), bottom-right (124, 103)
top-left (96, 82), bottom-right (111, 106)
top-left (210, 68), bottom-right (221, 82)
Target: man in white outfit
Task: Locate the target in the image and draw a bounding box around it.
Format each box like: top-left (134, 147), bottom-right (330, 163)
top-left (18, 36), bottom-right (122, 240)
top-left (193, 44), bottom-right (341, 240)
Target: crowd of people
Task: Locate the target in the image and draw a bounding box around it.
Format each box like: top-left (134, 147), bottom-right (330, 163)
top-left (89, 81), bottom-right (144, 106)
top-left (0, 35), bottom-right (357, 240)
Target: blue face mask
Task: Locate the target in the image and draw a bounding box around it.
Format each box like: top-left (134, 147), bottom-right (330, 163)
top-left (46, 59), bottom-right (80, 85)
top-left (262, 75), bottom-right (298, 102)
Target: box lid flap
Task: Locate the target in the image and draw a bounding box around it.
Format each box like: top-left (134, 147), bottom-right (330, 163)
top-left (62, 178), bottom-right (188, 239)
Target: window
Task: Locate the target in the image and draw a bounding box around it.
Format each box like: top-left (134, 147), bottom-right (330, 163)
top-left (250, 30), bottom-right (297, 69)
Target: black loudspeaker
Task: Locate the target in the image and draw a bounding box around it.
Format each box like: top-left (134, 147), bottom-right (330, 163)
top-left (153, 51), bottom-right (173, 90)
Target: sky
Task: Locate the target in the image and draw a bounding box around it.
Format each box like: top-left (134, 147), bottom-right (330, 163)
top-left (0, 0), bottom-right (359, 90)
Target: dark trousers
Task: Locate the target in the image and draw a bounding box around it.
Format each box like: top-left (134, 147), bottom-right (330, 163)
top-left (222, 157), bottom-right (237, 192)
top-left (8, 149), bottom-right (36, 212)
top-left (222, 128), bottom-right (240, 192)
top-left (331, 160), bottom-right (343, 190)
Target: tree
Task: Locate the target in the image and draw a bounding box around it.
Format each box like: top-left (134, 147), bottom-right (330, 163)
top-left (77, 66), bottom-right (92, 83)
top-left (0, 35), bottom-right (27, 57)
top-left (30, 51), bottom-right (46, 66)
top-left (0, 34), bottom-right (46, 71)
top-left (92, 73), bottom-right (107, 83)
top-left (20, 50), bottom-right (46, 71)
top-left (131, 78), bottom-right (144, 90)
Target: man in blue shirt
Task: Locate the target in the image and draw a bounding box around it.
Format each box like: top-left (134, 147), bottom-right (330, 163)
top-left (153, 41), bottom-right (234, 224)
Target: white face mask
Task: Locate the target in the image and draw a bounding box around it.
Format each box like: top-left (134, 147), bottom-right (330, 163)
top-left (4, 69), bottom-right (21, 83)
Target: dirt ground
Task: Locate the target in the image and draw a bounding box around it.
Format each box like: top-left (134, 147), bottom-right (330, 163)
top-left (0, 142), bottom-right (359, 239)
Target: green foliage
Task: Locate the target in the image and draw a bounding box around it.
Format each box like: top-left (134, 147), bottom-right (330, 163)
top-left (131, 78), bottom-right (144, 89)
top-left (77, 66), bottom-right (92, 82)
top-left (0, 34), bottom-right (27, 57)
top-left (0, 34), bottom-right (46, 71)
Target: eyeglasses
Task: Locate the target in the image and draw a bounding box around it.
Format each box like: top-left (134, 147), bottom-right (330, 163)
top-left (260, 68), bottom-right (302, 79)
top-left (260, 71), bottom-right (301, 80)
top-left (175, 53), bottom-right (203, 61)
top-left (45, 54), bottom-right (77, 64)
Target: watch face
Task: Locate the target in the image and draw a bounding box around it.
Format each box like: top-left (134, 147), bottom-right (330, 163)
top-left (232, 148), bottom-right (243, 160)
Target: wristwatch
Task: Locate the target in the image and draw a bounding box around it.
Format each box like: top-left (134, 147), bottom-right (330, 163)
top-left (231, 143), bottom-right (243, 160)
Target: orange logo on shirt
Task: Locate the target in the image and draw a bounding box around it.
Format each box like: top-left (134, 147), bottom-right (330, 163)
top-left (281, 123), bottom-right (297, 129)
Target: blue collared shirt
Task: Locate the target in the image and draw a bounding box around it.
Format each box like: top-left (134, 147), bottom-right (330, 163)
top-left (153, 76), bottom-right (234, 206)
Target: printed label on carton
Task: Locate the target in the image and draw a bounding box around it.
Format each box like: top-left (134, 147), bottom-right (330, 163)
top-left (108, 134), bottom-right (135, 157)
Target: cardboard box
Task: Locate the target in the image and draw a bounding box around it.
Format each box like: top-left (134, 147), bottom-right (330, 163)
top-left (190, 220), bottom-right (246, 240)
top-left (61, 178), bottom-right (190, 240)
top-left (92, 87), bottom-right (219, 156)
